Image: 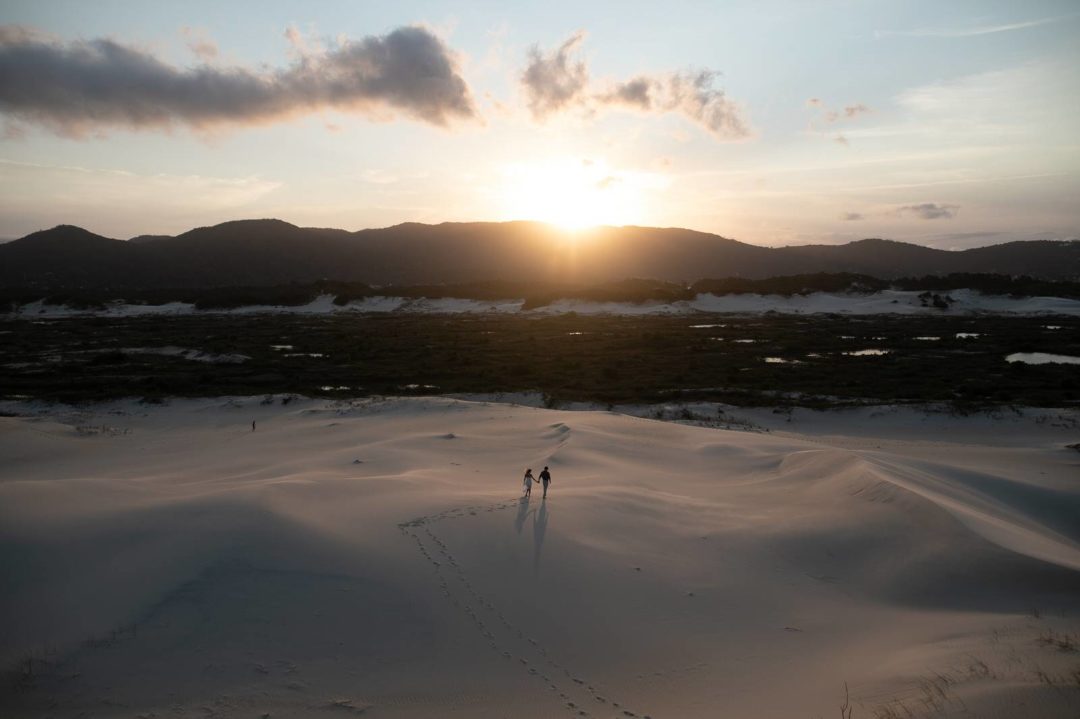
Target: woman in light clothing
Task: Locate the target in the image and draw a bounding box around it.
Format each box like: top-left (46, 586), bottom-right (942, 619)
top-left (523, 468), bottom-right (535, 497)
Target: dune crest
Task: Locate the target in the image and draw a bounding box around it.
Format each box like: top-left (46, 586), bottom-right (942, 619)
top-left (1, 396), bottom-right (1078, 717)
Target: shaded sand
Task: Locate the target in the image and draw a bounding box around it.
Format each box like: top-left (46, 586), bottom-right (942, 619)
top-left (1, 397), bottom-right (1079, 717)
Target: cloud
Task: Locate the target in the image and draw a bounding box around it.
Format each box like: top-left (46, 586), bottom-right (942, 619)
top-left (521, 32), bottom-right (750, 140)
top-left (604, 76), bottom-right (653, 109)
top-left (820, 102), bottom-right (872, 124)
top-left (0, 24), bottom-right (478, 136)
top-left (896, 64), bottom-right (1057, 121)
top-left (842, 103), bottom-right (870, 119)
top-left (521, 31), bottom-right (589, 119)
top-left (896, 202), bottom-right (959, 220)
top-left (608, 71), bottom-right (751, 139)
top-left (877, 15), bottom-right (1069, 38)
top-left (840, 212), bottom-right (863, 221)
top-left (181, 27), bottom-right (218, 62)
top-left (806, 99), bottom-right (872, 145)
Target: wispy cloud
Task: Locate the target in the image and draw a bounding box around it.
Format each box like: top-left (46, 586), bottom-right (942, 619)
top-left (0, 24), bottom-right (479, 137)
top-left (896, 64), bottom-right (1041, 116)
top-left (840, 212), bottom-right (863, 221)
top-left (521, 31), bottom-right (750, 140)
top-left (877, 15), bottom-right (1069, 38)
top-left (180, 26), bottom-right (218, 62)
top-left (896, 202), bottom-right (959, 220)
top-left (828, 103), bottom-right (871, 122)
top-left (805, 99), bottom-right (872, 146)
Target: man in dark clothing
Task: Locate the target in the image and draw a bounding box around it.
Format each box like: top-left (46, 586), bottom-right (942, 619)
top-left (539, 466), bottom-right (552, 498)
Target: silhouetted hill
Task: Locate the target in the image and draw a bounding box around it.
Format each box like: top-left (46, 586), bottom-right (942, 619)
top-left (0, 220), bottom-right (1076, 288)
top-left (0, 225), bottom-right (139, 286)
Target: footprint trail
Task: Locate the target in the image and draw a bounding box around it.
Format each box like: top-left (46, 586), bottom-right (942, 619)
top-left (398, 499), bottom-right (653, 719)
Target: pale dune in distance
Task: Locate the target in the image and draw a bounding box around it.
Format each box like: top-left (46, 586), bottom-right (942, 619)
top-left (8, 288), bottom-right (1080, 319)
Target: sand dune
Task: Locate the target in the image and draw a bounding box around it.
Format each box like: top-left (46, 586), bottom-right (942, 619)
top-left (10, 288), bottom-right (1080, 318)
top-left (1, 397), bottom-right (1079, 717)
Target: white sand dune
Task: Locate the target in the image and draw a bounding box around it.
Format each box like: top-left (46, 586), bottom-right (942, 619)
top-left (10, 288), bottom-right (1080, 318)
top-left (1, 397), bottom-right (1079, 717)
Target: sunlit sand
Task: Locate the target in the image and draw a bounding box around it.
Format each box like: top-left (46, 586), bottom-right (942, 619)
top-left (2, 396), bottom-right (1078, 716)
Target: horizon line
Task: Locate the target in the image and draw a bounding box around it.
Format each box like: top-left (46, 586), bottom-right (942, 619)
top-left (9, 218), bottom-right (1079, 253)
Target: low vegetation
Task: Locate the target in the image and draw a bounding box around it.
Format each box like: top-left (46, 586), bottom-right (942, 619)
top-left (1, 312), bottom-right (1076, 407)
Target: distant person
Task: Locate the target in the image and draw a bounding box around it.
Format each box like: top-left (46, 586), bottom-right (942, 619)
top-left (539, 466), bottom-right (552, 498)
top-left (252, 420), bottom-right (256, 432)
top-left (523, 468), bottom-right (535, 497)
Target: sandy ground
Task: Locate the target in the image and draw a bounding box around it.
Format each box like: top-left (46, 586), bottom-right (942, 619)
top-left (1, 396), bottom-right (1079, 718)
top-left (9, 288), bottom-right (1080, 318)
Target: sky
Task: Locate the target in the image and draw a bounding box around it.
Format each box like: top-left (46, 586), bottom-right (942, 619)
top-left (1, 0), bottom-right (1078, 248)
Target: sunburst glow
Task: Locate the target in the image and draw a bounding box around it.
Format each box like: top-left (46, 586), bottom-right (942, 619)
top-left (497, 158), bottom-right (667, 230)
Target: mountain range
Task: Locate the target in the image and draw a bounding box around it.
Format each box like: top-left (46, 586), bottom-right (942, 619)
top-left (1, 219), bottom-right (1077, 288)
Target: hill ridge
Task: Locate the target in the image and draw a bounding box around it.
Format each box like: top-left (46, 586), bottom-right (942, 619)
top-left (2, 219), bottom-right (1077, 288)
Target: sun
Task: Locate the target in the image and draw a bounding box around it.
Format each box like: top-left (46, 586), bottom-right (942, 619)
top-left (498, 158), bottom-right (660, 231)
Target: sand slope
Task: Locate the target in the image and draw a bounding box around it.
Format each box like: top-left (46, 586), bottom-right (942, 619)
top-left (1, 397), bottom-right (1079, 717)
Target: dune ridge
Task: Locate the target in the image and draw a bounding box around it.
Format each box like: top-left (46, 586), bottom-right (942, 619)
top-left (1, 396), bottom-right (1078, 717)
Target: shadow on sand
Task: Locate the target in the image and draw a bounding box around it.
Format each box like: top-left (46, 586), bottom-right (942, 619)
top-left (512, 496), bottom-right (550, 571)
top-left (532, 497), bottom-right (549, 570)
top-left (514, 495), bottom-right (532, 535)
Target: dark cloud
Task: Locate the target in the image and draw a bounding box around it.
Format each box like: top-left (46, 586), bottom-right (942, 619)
top-left (0, 24), bottom-right (478, 136)
top-left (522, 33), bottom-right (750, 140)
top-left (605, 76), bottom-right (654, 109)
top-left (897, 203), bottom-right (959, 220)
top-left (840, 212), bottom-right (863, 221)
top-left (521, 31), bottom-right (589, 119)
